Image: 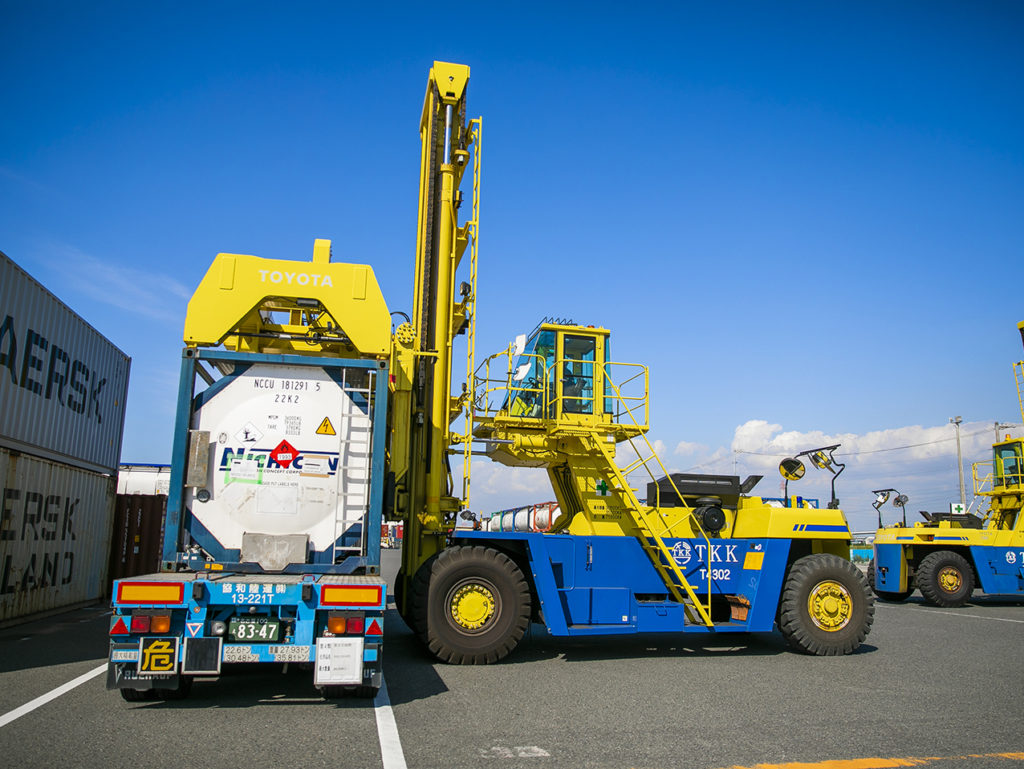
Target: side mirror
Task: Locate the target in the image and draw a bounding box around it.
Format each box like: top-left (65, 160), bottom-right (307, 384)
top-left (511, 333), bottom-right (527, 358)
top-left (779, 458), bottom-right (806, 481)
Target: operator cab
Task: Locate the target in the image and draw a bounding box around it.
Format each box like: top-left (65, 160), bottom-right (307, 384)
top-left (503, 322), bottom-right (610, 421)
top-left (994, 439), bottom-right (1023, 488)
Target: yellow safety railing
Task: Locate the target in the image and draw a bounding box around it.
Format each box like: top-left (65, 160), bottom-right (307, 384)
top-left (599, 363), bottom-right (713, 625)
top-left (972, 460), bottom-right (995, 497)
top-left (473, 350), bottom-right (650, 431)
top-left (473, 350), bottom-right (548, 419)
top-left (602, 361), bottom-right (649, 428)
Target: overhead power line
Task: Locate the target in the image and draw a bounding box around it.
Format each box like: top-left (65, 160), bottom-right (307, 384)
top-left (733, 428), bottom-right (991, 458)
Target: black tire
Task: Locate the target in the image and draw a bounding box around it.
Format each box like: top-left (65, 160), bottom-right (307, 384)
top-left (393, 568), bottom-right (411, 629)
top-left (422, 546), bottom-right (531, 664)
top-left (917, 550), bottom-right (974, 607)
top-left (119, 687), bottom-right (157, 702)
top-left (407, 559), bottom-right (434, 643)
top-left (867, 558), bottom-right (913, 602)
top-left (154, 676), bottom-right (192, 700)
top-left (778, 553), bottom-right (875, 655)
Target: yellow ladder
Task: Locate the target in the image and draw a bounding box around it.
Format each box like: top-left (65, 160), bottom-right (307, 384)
top-left (592, 437), bottom-right (714, 627)
top-left (1014, 362), bottom-right (1024, 423)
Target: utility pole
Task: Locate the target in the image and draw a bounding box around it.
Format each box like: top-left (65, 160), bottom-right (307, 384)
top-left (994, 421), bottom-right (1016, 442)
top-left (950, 416), bottom-right (965, 507)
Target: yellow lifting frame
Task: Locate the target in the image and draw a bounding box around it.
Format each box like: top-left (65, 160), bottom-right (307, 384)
top-left (183, 241), bottom-right (391, 356)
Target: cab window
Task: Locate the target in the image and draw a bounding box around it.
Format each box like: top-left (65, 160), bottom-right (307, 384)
top-left (562, 335), bottom-right (595, 415)
top-left (996, 445), bottom-right (1022, 487)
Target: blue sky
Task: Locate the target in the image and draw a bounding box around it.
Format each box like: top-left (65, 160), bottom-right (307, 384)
top-left (2, 2), bottom-right (1022, 530)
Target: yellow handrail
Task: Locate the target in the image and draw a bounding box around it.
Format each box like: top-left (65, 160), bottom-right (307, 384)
top-left (600, 363), bottom-right (714, 625)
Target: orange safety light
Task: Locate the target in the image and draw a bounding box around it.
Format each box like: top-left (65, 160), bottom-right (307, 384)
top-left (117, 582), bottom-right (185, 605)
top-left (150, 614), bottom-right (172, 634)
top-left (327, 616), bottom-right (347, 634)
top-left (320, 585), bottom-right (382, 607)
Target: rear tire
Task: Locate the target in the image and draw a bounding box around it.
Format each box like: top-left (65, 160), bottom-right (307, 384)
top-left (867, 558), bottom-right (913, 602)
top-left (393, 568), bottom-right (410, 628)
top-left (154, 676), bottom-right (192, 700)
top-left (424, 546), bottom-right (531, 664)
top-left (119, 687), bottom-right (157, 702)
top-left (778, 554), bottom-right (875, 655)
top-left (917, 550), bottom-right (974, 607)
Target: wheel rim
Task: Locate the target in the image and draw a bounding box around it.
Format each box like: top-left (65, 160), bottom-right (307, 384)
top-left (807, 579), bottom-right (853, 632)
top-left (447, 579), bottom-right (498, 634)
top-left (938, 566), bottom-right (963, 593)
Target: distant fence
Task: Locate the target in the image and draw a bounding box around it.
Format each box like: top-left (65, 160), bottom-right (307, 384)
top-left (850, 547), bottom-right (872, 563)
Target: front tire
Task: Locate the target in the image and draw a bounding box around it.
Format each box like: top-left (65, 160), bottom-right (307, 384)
top-left (917, 551), bottom-right (974, 607)
top-left (867, 558), bottom-right (913, 602)
top-left (423, 546), bottom-right (531, 664)
top-left (778, 554), bottom-right (875, 655)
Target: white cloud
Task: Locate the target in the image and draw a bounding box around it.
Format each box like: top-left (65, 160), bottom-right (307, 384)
top-left (40, 242), bottom-right (193, 322)
top-left (450, 417), bottom-right (1020, 535)
top-left (722, 418), bottom-right (1013, 533)
top-left (674, 440), bottom-right (705, 455)
top-left (464, 462), bottom-right (552, 514)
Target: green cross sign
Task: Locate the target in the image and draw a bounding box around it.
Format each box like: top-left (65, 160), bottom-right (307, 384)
top-left (597, 480), bottom-right (609, 496)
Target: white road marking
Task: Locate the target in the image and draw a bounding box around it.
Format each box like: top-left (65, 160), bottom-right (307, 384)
top-left (878, 604), bottom-right (1024, 624)
top-left (0, 663), bottom-right (106, 729)
top-left (374, 678), bottom-right (408, 769)
top-left (480, 746), bottom-right (552, 758)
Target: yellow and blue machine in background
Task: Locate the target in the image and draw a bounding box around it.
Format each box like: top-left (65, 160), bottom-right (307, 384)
top-left (871, 321), bottom-right (1024, 606)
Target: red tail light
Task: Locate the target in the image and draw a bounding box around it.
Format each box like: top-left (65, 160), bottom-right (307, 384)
top-left (346, 617), bottom-right (364, 635)
top-left (130, 614), bottom-right (151, 633)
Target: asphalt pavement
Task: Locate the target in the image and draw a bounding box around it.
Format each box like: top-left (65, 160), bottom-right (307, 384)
top-left (1, 550), bottom-right (1021, 769)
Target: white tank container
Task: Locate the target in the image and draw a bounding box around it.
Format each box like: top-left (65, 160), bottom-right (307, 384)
top-left (185, 363), bottom-right (373, 557)
top-left (485, 501), bottom-right (564, 532)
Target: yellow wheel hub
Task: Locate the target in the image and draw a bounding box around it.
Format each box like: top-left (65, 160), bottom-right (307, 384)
top-left (450, 584), bottom-right (496, 630)
top-left (938, 567), bottom-right (962, 593)
top-left (807, 580), bottom-right (853, 632)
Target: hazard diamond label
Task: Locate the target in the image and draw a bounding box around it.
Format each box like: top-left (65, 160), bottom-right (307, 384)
top-left (316, 416), bottom-right (336, 436)
top-left (270, 439), bottom-right (298, 469)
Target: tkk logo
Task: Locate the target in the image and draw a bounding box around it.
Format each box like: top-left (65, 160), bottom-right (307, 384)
top-left (671, 541), bottom-right (692, 566)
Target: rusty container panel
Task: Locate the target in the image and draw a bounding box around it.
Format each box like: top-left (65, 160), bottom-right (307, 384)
top-left (0, 251), bottom-right (131, 475)
top-left (108, 494), bottom-right (166, 582)
top-left (0, 448), bottom-right (116, 621)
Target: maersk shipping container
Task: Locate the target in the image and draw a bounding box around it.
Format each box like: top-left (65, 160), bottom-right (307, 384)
top-left (0, 251), bottom-right (131, 475)
top-left (0, 448), bottom-right (117, 621)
